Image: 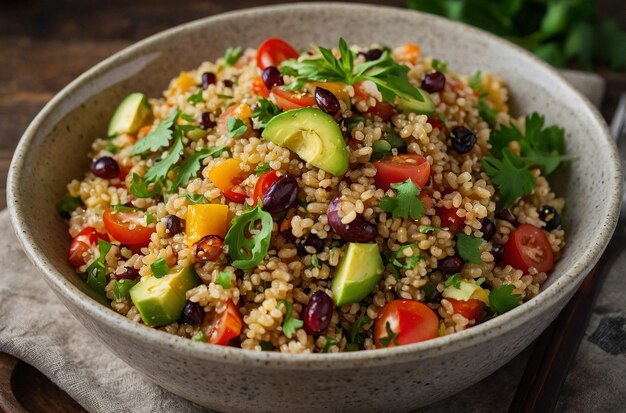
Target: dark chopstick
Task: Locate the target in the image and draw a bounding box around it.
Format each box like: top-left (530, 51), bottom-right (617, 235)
top-left (508, 238), bottom-right (623, 413)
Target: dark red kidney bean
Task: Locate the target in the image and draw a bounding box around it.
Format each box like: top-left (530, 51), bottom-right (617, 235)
top-left (481, 218), bottom-right (496, 241)
top-left (358, 49), bottom-right (383, 61)
top-left (327, 196), bottom-right (377, 243)
top-left (296, 234), bottom-right (325, 255)
top-left (91, 156), bottom-right (120, 179)
top-left (491, 243), bottom-right (504, 262)
top-left (195, 235), bottom-right (224, 263)
top-left (115, 266), bottom-right (140, 280)
top-left (303, 290), bottom-right (333, 335)
top-left (200, 112), bottom-right (216, 130)
top-left (222, 79), bottom-right (234, 88)
top-left (496, 209), bottom-right (518, 226)
top-left (182, 301), bottom-right (204, 324)
top-left (261, 66), bottom-right (284, 89)
top-left (439, 256), bottom-right (463, 275)
top-left (165, 215), bottom-right (183, 236)
top-left (201, 72), bottom-right (216, 89)
top-left (314, 87), bottom-right (340, 115)
top-left (262, 175), bottom-right (298, 214)
top-left (421, 71), bottom-right (446, 93)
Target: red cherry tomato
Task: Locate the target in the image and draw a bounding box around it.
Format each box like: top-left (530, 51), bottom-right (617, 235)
top-left (252, 170), bottom-right (278, 206)
top-left (68, 227), bottom-right (110, 267)
top-left (503, 224), bottom-right (554, 273)
top-left (436, 207), bottom-right (464, 235)
top-left (256, 38), bottom-right (299, 70)
top-left (103, 209), bottom-right (156, 246)
top-left (427, 117), bottom-right (445, 131)
top-left (252, 76), bottom-right (270, 98)
top-left (223, 187), bottom-right (246, 204)
top-left (374, 299), bottom-right (439, 348)
top-left (420, 188), bottom-right (434, 210)
top-left (353, 82), bottom-right (396, 121)
top-left (373, 154), bottom-right (431, 191)
top-left (271, 87), bottom-right (316, 111)
top-left (202, 300), bottom-right (243, 345)
top-left (447, 298), bottom-right (484, 321)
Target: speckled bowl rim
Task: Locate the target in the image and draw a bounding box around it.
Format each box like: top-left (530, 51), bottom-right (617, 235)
top-left (8, 2), bottom-right (622, 369)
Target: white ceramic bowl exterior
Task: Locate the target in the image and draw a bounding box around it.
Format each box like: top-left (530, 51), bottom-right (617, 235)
top-left (8, 4), bottom-right (621, 412)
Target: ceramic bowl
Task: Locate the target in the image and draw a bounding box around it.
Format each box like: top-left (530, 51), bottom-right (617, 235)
top-left (7, 3), bottom-right (622, 412)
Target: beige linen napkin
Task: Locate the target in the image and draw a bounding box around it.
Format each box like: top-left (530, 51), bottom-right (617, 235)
top-left (2, 72), bottom-right (622, 413)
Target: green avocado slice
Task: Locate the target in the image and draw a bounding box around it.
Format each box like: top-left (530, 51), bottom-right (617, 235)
top-left (129, 266), bottom-right (200, 326)
top-left (107, 92), bottom-right (153, 137)
top-left (331, 243), bottom-right (384, 306)
top-left (262, 107), bottom-right (349, 176)
top-left (396, 88), bottom-right (435, 115)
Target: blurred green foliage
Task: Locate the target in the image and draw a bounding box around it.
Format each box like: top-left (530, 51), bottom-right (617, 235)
top-left (407, 0), bottom-right (626, 70)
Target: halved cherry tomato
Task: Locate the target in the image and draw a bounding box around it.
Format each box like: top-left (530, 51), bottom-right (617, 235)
top-left (252, 170), bottom-right (278, 205)
top-left (252, 76), bottom-right (270, 98)
top-left (68, 227), bottom-right (110, 267)
top-left (427, 117), bottom-right (445, 131)
top-left (103, 209), bottom-right (155, 245)
top-left (353, 81), bottom-right (396, 121)
top-left (224, 187), bottom-right (247, 204)
top-left (201, 300), bottom-right (243, 345)
top-left (374, 299), bottom-right (439, 348)
top-left (373, 154), bottom-right (431, 191)
top-left (256, 38), bottom-right (299, 70)
top-left (271, 86), bottom-right (316, 111)
top-left (436, 207), bottom-right (463, 235)
top-left (503, 224), bottom-right (554, 273)
top-left (447, 298), bottom-right (484, 321)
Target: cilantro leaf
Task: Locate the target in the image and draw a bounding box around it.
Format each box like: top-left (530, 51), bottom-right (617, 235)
top-left (170, 146), bottom-right (227, 189)
top-left (215, 270), bottom-right (233, 289)
top-left (483, 150), bottom-right (536, 209)
top-left (143, 136), bottom-right (184, 183)
top-left (255, 163), bottom-right (271, 176)
top-left (456, 233), bottom-right (484, 265)
top-left (478, 97), bottom-right (497, 126)
top-left (182, 194), bottom-right (207, 204)
top-left (489, 284), bottom-right (522, 314)
top-left (431, 59), bottom-right (448, 73)
top-left (226, 116), bottom-right (247, 138)
top-left (129, 173), bottom-right (162, 198)
top-left (187, 89), bottom-right (205, 105)
top-left (85, 239), bottom-right (112, 297)
top-left (444, 273), bottom-right (461, 289)
top-left (252, 99), bottom-right (282, 128)
top-left (378, 178), bottom-right (425, 220)
top-left (151, 257), bottom-right (169, 278)
top-left (278, 300), bottom-right (303, 339)
top-left (390, 244), bottom-right (422, 270)
top-left (113, 279), bottom-right (137, 302)
top-left (58, 194), bottom-right (82, 218)
top-left (379, 321), bottom-right (399, 348)
top-left (322, 337), bottom-right (338, 353)
top-left (224, 46), bottom-right (242, 66)
top-left (419, 225), bottom-right (443, 234)
top-left (468, 71), bottom-right (483, 93)
top-left (131, 107), bottom-right (179, 156)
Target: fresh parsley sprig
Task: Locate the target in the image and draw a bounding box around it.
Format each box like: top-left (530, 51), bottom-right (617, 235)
top-left (455, 233), bottom-right (484, 265)
top-left (278, 300), bottom-right (303, 339)
top-left (252, 99), bottom-right (282, 128)
top-left (483, 150), bottom-right (536, 210)
top-left (85, 239), bottom-right (112, 297)
top-left (379, 178), bottom-right (425, 220)
top-left (280, 38), bottom-right (429, 105)
top-left (131, 107), bottom-right (179, 156)
top-left (488, 284), bottom-right (522, 314)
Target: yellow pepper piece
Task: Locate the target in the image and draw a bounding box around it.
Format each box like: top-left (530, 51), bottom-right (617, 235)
top-left (185, 204), bottom-right (229, 246)
top-left (393, 43), bottom-right (421, 65)
top-left (208, 158), bottom-right (245, 193)
top-left (306, 82), bottom-right (350, 102)
top-left (171, 72), bottom-right (196, 93)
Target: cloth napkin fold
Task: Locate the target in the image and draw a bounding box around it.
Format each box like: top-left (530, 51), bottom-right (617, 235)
top-left (1, 71), bottom-right (623, 413)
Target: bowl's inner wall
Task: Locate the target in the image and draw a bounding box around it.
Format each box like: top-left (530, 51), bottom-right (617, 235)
top-left (15, 5), bottom-right (615, 305)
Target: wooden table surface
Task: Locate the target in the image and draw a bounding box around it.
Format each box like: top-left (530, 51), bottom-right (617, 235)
top-left (1, 1), bottom-right (624, 412)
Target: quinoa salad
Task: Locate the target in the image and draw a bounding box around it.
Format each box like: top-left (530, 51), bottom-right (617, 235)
top-left (60, 38), bottom-right (570, 353)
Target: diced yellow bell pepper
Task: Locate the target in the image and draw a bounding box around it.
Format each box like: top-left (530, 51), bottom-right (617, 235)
top-left (306, 82), bottom-right (350, 102)
top-left (393, 43), bottom-right (421, 65)
top-left (186, 204), bottom-right (229, 246)
top-left (171, 72), bottom-right (196, 93)
top-left (208, 158), bottom-right (246, 193)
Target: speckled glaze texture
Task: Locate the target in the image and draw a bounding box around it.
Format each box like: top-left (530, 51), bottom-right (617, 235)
top-left (7, 3), bottom-right (622, 412)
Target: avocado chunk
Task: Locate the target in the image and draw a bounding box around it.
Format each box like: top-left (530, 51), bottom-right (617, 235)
top-left (107, 92), bottom-right (153, 137)
top-left (331, 243), bottom-right (384, 306)
top-left (442, 279), bottom-right (489, 305)
top-left (396, 88), bottom-right (435, 115)
top-left (129, 266), bottom-right (200, 326)
top-left (262, 107), bottom-right (349, 176)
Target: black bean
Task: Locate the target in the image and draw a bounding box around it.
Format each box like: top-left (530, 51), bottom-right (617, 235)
top-left (303, 291), bottom-right (333, 335)
top-left (165, 215), bottom-right (183, 236)
top-left (314, 87), bottom-right (341, 115)
top-left (496, 209), bottom-right (518, 226)
top-left (327, 196), bottom-right (377, 243)
top-left (481, 218), bottom-right (496, 241)
top-left (261, 66), bottom-right (284, 90)
top-left (222, 79), bottom-right (234, 88)
top-left (439, 256), bottom-right (463, 275)
top-left (450, 126), bottom-right (477, 154)
top-left (296, 234), bottom-right (325, 255)
top-left (91, 156), bottom-right (120, 179)
top-left (491, 244), bottom-right (504, 262)
top-left (421, 71), bottom-right (446, 93)
top-left (201, 72), bottom-right (216, 89)
top-left (116, 266), bottom-right (140, 280)
top-left (199, 112), bottom-right (216, 130)
top-left (182, 301), bottom-right (204, 324)
top-left (358, 49), bottom-right (383, 61)
top-left (262, 175), bottom-right (299, 215)
top-left (539, 205), bottom-right (561, 231)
